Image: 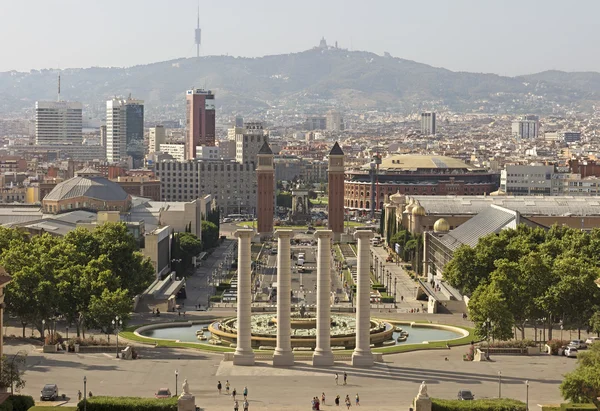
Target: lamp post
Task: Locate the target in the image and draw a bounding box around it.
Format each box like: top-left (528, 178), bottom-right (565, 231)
top-left (485, 317), bottom-right (493, 360)
top-left (111, 316), bottom-right (122, 358)
top-left (394, 278), bottom-right (397, 304)
top-left (41, 319), bottom-right (45, 339)
top-left (175, 369), bottom-right (179, 396)
top-left (498, 371), bottom-right (502, 398)
top-left (66, 326), bottom-right (69, 340)
top-left (525, 380), bottom-right (529, 411)
top-left (83, 376), bottom-right (87, 411)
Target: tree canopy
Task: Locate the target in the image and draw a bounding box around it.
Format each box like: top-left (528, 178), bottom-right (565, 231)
top-left (561, 342), bottom-right (600, 407)
top-left (443, 224), bottom-right (600, 340)
top-left (2, 223), bottom-right (154, 337)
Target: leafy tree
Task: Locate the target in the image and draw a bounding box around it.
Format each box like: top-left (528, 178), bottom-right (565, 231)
top-left (86, 288), bottom-right (132, 336)
top-left (0, 354), bottom-right (27, 393)
top-left (443, 246), bottom-right (487, 295)
top-left (589, 311), bottom-right (600, 336)
top-left (276, 192), bottom-right (292, 208)
top-left (202, 221), bottom-right (219, 250)
top-left (468, 283), bottom-right (515, 341)
top-left (560, 342), bottom-right (600, 408)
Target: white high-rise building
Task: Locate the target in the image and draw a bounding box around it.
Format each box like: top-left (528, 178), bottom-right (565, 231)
top-left (421, 112), bottom-right (436, 135)
top-left (106, 97), bottom-right (144, 164)
top-left (148, 126), bottom-right (166, 153)
top-left (35, 101), bottom-right (82, 145)
top-left (511, 115), bottom-right (539, 139)
top-left (235, 122), bottom-right (268, 165)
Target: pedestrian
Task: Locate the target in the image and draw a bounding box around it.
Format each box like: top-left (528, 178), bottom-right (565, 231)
top-left (233, 400), bottom-right (239, 411)
top-left (226, 380), bottom-right (230, 394)
top-left (345, 395), bottom-right (351, 409)
top-left (322, 392), bottom-right (326, 404)
top-left (343, 372), bottom-right (347, 385)
top-left (217, 381), bottom-right (222, 394)
top-left (232, 388), bottom-right (237, 400)
top-left (355, 393), bottom-right (360, 406)
top-left (335, 373), bottom-right (339, 385)
top-left (401, 295), bottom-right (404, 302)
top-left (243, 386), bottom-right (248, 400)
top-left (78, 390), bottom-right (82, 401)
top-left (335, 395), bottom-right (340, 407)
top-left (243, 399), bottom-right (249, 411)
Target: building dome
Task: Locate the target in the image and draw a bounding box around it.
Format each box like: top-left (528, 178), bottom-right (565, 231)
top-left (412, 204), bottom-right (426, 216)
top-left (404, 198), bottom-right (415, 213)
top-left (43, 175), bottom-right (131, 214)
top-left (433, 218), bottom-right (450, 233)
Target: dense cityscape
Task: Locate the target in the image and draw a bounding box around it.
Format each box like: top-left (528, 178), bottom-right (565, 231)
top-left (0, 2), bottom-right (600, 411)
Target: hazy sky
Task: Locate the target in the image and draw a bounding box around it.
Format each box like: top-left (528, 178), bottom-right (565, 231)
top-left (2, 0), bottom-right (599, 76)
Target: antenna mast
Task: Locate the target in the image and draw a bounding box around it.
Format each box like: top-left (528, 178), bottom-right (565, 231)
top-left (57, 72), bottom-right (61, 102)
top-left (194, 1), bottom-right (201, 57)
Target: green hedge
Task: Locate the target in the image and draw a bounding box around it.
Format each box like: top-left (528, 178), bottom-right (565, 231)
top-left (76, 396), bottom-right (177, 411)
top-left (30, 408), bottom-right (75, 411)
top-left (215, 283), bottom-right (231, 292)
top-left (381, 296), bottom-right (394, 303)
top-left (10, 395), bottom-right (34, 411)
top-left (432, 398), bottom-right (527, 411)
top-left (560, 404), bottom-right (597, 411)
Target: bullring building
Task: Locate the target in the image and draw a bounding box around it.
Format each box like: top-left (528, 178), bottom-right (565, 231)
top-left (344, 155), bottom-right (498, 213)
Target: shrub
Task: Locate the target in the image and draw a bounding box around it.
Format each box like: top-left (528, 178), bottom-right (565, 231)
top-left (0, 400), bottom-right (13, 411)
top-left (215, 283), bottom-right (231, 292)
top-left (547, 339), bottom-right (571, 355)
top-left (210, 296), bottom-right (222, 302)
top-left (10, 395), bottom-right (34, 411)
top-left (381, 296), bottom-right (394, 303)
top-left (76, 396), bottom-right (177, 411)
top-left (432, 398), bottom-right (527, 411)
top-left (44, 332), bottom-right (63, 345)
top-left (483, 340), bottom-right (537, 349)
top-left (560, 404), bottom-right (597, 411)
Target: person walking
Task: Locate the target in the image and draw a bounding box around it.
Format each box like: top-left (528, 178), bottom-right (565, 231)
top-left (345, 395), bottom-right (351, 409)
top-left (321, 393), bottom-right (326, 405)
top-left (226, 380), bottom-right (230, 395)
top-left (243, 399), bottom-right (249, 411)
top-left (355, 393), bottom-right (360, 406)
top-left (343, 372), bottom-right (347, 385)
top-left (217, 381), bottom-right (222, 395)
top-left (335, 395), bottom-right (340, 407)
top-left (335, 373), bottom-right (339, 385)
top-left (233, 400), bottom-right (239, 411)
top-left (78, 391), bottom-right (82, 401)
top-left (243, 386), bottom-right (248, 400)
top-left (232, 388), bottom-right (237, 401)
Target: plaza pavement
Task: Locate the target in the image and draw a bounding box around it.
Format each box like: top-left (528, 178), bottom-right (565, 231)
top-left (7, 338), bottom-right (575, 411)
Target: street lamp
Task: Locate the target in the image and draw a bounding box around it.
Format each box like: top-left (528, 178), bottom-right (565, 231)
top-left (175, 370), bottom-right (179, 396)
top-left (525, 380), bottom-right (529, 411)
top-left (66, 326), bottom-right (69, 341)
top-left (41, 319), bottom-right (45, 338)
top-left (485, 317), bottom-right (493, 360)
top-left (111, 316), bottom-right (123, 358)
top-left (83, 376), bottom-right (87, 411)
top-left (394, 278), bottom-right (397, 304)
top-left (498, 371), bottom-right (502, 398)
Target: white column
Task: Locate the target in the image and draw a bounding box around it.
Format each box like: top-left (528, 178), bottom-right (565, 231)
top-left (352, 229), bottom-right (374, 367)
top-left (273, 229), bottom-right (294, 366)
top-left (233, 229), bottom-right (255, 366)
top-left (313, 230), bottom-right (334, 366)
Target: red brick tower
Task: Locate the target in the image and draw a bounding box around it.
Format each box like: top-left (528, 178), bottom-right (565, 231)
top-left (256, 142), bottom-right (274, 236)
top-left (328, 142), bottom-right (345, 240)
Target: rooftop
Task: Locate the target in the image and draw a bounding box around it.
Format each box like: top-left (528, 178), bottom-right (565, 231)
top-left (379, 155), bottom-right (475, 170)
top-left (44, 176), bottom-right (129, 202)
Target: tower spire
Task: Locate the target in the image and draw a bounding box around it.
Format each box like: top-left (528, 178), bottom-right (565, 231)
top-left (194, 1), bottom-right (201, 58)
top-left (57, 72), bottom-right (61, 102)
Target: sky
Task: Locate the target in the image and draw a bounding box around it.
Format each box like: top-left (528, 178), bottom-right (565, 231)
top-left (1, 0), bottom-right (599, 76)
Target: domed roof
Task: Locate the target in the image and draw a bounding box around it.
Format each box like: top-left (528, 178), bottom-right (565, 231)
top-left (44, 176), bottom-right (129, 202)
top-left (412, 204), bottom-right (426, 216)
top-left (433, 218), bottom-right (450, 233)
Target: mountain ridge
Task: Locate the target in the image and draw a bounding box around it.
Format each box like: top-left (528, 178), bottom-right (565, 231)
top-left (1, 48), bottom-right (598, 116)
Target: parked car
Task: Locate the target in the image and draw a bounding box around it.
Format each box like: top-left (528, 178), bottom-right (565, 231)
top-left (585, 337), bottom-right (600, 345)
top-left (40, 384), bottom-right (59, 401)
top-left (457, 390), bottom-right (474, 400)
top-left (155, 388), bottom-right (172, 399)
top-left (569, 340), bottom-right (587, 349)
top-left (565, 347), bottom-right (578, 358)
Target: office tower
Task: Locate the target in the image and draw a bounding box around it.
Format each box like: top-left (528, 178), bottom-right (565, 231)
top-left (305, 116), bottom-right (326, 130)
top-left (235, 122), bottom-right (268, 165)
top-left (106, 97), bottom-right (144, 164)
top-left (328, 142), bottom-right (345, 240)
top-left (256, 142), bottom-right (274, 235)
top-left (35, 101), bottom-right (83, 145)
top-left (511, 115), bottom-right (539, 139)
top-left (421, 112), bottom-right (436, 135)
top-left (149, 125), bottom-right (166, 153)
top-left (235, 116), bottom-right (244, 128)
top-left (186, 89), bottom-right (216, 159)
top-left (326, 110), bottom-right (344, 131)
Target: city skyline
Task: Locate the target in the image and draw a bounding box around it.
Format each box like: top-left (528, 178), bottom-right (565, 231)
top-left (2, 0), bottom-right (600, 76)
